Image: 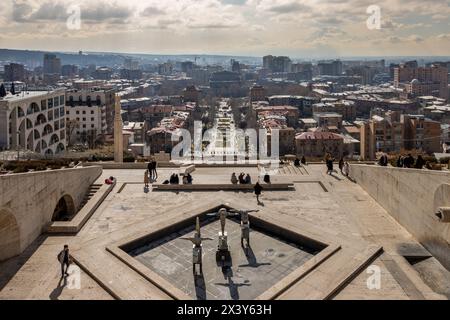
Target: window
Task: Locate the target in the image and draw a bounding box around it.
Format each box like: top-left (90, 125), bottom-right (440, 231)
top-left (76, 111), bottom-right (79, 114)
top-left (82, 110), bottom-right (86, 114)
top-left (91, 118), bottom-right (94, 121)
top-left (54, 109), bottom-right (59, 119)
top-left (60, 107), bottom-right (65, 117)
top-left (82, 118), bottom-right (86, 121)
top-left (91, 124), bottom-right (95, 128)
top-left (48, 98), bottom-right (53, 109)
top-left (41, 100), bottom-right (47, 111)
top-left (91, 110), bottom-right (94, 114)
top-left (60, 95), bottom-right (65, 106)
top-left (54, 97), bottom-right (59, 107)
top-left (83, 124), bottom-right (86, 128)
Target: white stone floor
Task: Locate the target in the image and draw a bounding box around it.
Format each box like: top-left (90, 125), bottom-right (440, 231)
top-left (0, 164), bottom-right (447, 300)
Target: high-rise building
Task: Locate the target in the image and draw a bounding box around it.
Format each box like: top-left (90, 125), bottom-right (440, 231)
top-left (263, 55), bottom-right (292, 73)
top-left (263, 55), bottom-right (273, 70)
top-left (43, 54), bottom-right (61, 75)
top-left (249, 85), bottom-right (267, 103)
top-left (318, 60), bottom-right (343, 76)
top-left (123, 58), bottom-right (139, 70)
top-left (4, 63), bottom-right (25, 82)
top-left (61, 65), bottom-right (79, 78)
top-left (394, 62), bottom-right (448, 100)
top-left (43, 54), bottom-right (61, 85)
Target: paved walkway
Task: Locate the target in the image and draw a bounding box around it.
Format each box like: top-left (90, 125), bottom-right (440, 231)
top-left (0, 164), bottom-right (446, 300)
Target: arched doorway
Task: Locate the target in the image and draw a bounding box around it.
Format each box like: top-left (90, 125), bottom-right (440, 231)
top-left (52, 195), bottom-right (75, 221)
top-left (0, 209), bottom-right (20, 261)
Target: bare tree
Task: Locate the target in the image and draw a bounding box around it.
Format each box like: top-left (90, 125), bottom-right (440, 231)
top-left (66, 119), bottom-right (80, 147)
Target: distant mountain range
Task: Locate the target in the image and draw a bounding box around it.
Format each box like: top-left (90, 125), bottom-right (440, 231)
top-left (1, 48), bottom-right (449, 69)
top-left (0, 48), bottom-right (261, 68)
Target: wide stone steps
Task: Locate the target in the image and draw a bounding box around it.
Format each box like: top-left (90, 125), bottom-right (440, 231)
top-left (278, 165), bottom-right (309, 176)
top-left (79, 184), bottom-right (102, 209)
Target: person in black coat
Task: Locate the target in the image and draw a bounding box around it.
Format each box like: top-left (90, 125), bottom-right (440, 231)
top-left (254, 182), bottom-right (263, 204)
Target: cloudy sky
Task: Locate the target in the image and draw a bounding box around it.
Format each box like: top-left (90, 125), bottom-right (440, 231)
top-left (0, 0), bottom-right (449, 57)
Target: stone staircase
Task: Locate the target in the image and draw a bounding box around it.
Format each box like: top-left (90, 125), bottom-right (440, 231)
top-left (79, 184), bottom-right (102, 210)
top-left (277, 165), bottom-right (309, 176)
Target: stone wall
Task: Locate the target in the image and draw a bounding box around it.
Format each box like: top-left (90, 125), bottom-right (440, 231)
top-left (349, 164), bottom-right (450, 269)
top-left (0, 166), bottom-right (102, 261)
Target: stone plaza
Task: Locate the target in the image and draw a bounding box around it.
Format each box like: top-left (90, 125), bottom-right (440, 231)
top-left (1, 163), bottom-right (450, 300)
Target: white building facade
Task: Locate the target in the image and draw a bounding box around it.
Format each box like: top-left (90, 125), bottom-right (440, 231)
top-left (0, 89), bottom-right (67, 156)
top-left (65, 89), bottom-right (109, 146)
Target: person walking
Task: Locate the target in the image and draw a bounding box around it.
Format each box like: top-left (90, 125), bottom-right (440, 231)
top-left (147, 160), bottom-right (153, 180)
top-left (325, 154), bottom-right (335, 175)
top-left (343, 162), bottom-right (350, 177)
top-left (151, 159), bottom-right (158, 181)
top-left (57, 245), bottom-right (71, 278)
top-left (339, 158), bottom-right (344, 174)
top-left (254, 182), bottom-right (263, 204)
top-left (144, 169), bottom-right (149, 188)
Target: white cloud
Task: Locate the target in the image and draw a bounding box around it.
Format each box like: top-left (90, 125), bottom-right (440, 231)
top-left (0, 0), bottom-right (449, 56)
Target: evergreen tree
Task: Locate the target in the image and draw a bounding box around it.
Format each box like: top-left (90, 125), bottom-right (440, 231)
top-left (0, 84), bottom-right (6, 98)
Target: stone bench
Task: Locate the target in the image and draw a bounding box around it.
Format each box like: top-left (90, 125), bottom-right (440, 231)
top-left (152, 183), bottom-right (294, 192)
top-left (179, 165), bottom-right (196, 176)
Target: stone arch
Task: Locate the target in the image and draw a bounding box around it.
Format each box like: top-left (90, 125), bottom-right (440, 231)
top-left (43, 124), bottom-right (53, 136)
top-left (26, 130), bottom-right (34, 150)
top-left (33, 129), bottom-right (40, 140)
top-left (49, 133), bottom-right (59, 145)
top-left (56, 143), bottom-right (65, 154)
top-left (0, 208), bottom-right (21, 261)
top-left (51, 195), bottom-right (75, 222)
top-left (26, 118), bottom-right (33, 129)
top-left (45, 148), bottom-right (53, 156)
top-left (10, 106), bottom-right (25, 120)
top-left (27, 102), bottom-right (40, 115)
top-left (35, 113), bottom-right (47, 126)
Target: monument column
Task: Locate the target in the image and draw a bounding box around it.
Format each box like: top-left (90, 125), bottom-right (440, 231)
top-left (114, 94), bottom-right (123, 163)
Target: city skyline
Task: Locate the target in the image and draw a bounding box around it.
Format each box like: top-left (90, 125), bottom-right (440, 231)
top-left (0, 0), bottom-right (449, 57)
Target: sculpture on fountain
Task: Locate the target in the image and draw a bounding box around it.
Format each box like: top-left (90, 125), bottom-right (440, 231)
top-left (181, 217), bottom-right (212, 275)
top-left (207, 208), bottom-right (234, 265)
top-left (229, 209), bottom-right (259, 254)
